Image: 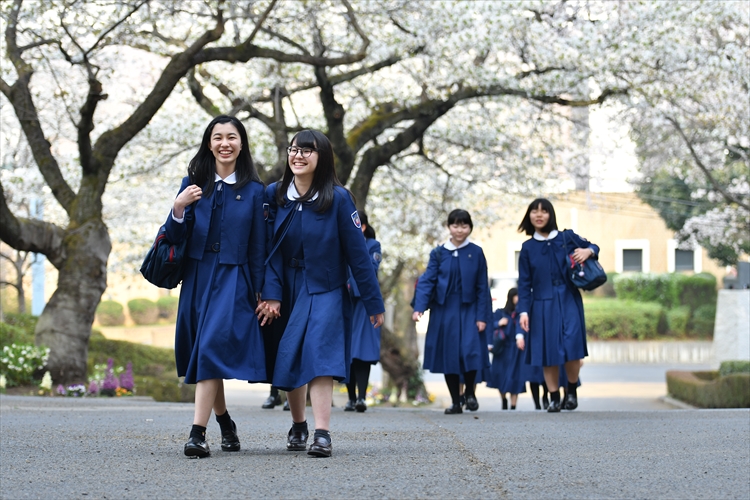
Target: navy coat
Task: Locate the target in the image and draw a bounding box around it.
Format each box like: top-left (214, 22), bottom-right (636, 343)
top-left (349, 238), bottom-right (382, 297)
top-left (413, 242), bottom-right (492, 324)
top-left (262, 183), bottom-right (384, 316)
top-left (164, 176), bottom-right (266, 295)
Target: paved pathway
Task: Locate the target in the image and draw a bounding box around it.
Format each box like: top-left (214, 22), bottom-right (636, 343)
top-left (1, 392), bottom-right (748, 499)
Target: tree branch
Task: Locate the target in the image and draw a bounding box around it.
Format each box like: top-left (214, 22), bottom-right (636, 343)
top-left (0, 181), bottom-right (66, 268)
top-left (666, 116), bottom-right (750, 212)
top-left (82, 0), bottom-right (149, 59)
top-left (314, 65), bottom-right (355, 183)
top-left (78, 76), bottom-right (107, 175)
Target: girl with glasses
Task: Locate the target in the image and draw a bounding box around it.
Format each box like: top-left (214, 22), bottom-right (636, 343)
top-left (256, 130), bottom-right (384, 457)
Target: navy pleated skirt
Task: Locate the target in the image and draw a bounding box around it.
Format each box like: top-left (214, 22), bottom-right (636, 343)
top-left (350, 297), bottom-right (380, 364)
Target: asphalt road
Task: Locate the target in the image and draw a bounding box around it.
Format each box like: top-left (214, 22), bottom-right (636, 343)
top-left (1, 393), bottom-right (748, 500)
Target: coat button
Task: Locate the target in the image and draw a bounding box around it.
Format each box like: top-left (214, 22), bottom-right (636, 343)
top-left (236, 195), bottom-right (241, 200)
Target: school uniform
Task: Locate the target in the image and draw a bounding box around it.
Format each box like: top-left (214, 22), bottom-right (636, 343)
top-left (166, 174), bottom-right (266, 384)
top-left (262, 182), bottom-right (384, 391)
top-left (498, 311), bottom-right (528, 395)
top-left (516, 229), bottom-right (599, 367)
top-left (348, 238), bottom-right (382, 364)
top-left (413, 240), bottom-right (492, 375)
top-left (486, 309), bottom-right (510, 391)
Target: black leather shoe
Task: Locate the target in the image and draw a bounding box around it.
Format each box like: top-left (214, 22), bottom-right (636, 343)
top-left (547, 400), bottom-right (562, 413)
top-left (459, 395), bottom-right (466, 408)
top-left (542, 395), bottom-right (549, 410)
top-left (283, 400), bottom-right (290, 411)
top-left (262, 394), bottom-right (282, 409)
top-left (564, 394), bottom-right (578, 411)
top-left (184, 436), bottom-right (210, 458)
top-left (465, 395), bottom-right (479, 411)
top-left (307, 436), bottom-right (332, 457)
top-left (220, 420), bottom-right (241, 452)
top-left (444, 404), bottom-right (463, 414)
top-left (344, 400), bottom-right (356, 412)
top-left (286, 426), bottom-right (308, 451)
top-left (355, 398), bottom-right (367, 413)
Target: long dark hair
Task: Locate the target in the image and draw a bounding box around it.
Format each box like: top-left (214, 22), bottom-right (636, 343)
top-left (187, 115), bottom-right (261, 196)
top-left (360, 212), bottom-right (376, 239)
top-left (517, 198), bottom-right (558, 236)
top-left (276, 129), bottom-right (351, 213)
top-left (503, 287), bottom-right (518, 314)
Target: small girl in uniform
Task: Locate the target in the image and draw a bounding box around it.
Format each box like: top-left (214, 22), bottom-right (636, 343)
top-left (256, 130), bottom-right (384, 457)
top-left (345, 212), bottom-right (382, 413)
top-left (412, 209), bottom-right (492, 414)
top-left (166, 115), bottom-right (267, 457)
top-left (491, 288), bottom-right (526, 410)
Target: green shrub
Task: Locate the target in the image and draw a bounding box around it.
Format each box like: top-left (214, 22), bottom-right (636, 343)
top-left (156, 296), bottom-right (179, 321)
top-left (137, 373), bottom-right (195, 402)
top-left (584, 299), bottom-right (667, 340)
top-left (127, 298), bottom-right (159, 325)
top-left (666, 306), bottom-right (690, 337)
top-left (719, 360), bottom-right (750, 377)
top-left (88, 335), bottom-right (174, 376)
top-left (96, 300), bottom-right (125, 326)
top-left (0, 343), bottom-right (49, 387)
top-left (667, 370), bottom-right (750, 408)
top-left (589, 272), bottom-right (618, 298)
top-left (614, 273), bottom-right (679, 307)
top-left (1, 313), bottom-right (36, 347)
top-left (3, 312), bottom-right (38, 332)
top-left (690, 303), bottom-right (716, 337)
top-left (676, 273), bottom-right (717, 310)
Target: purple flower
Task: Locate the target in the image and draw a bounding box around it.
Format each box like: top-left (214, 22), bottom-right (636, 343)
top-left (119, 362), bottom-right (134, 391)
top-left (102, 358), bottom-right (119, 391)
top-left (56, 384), bottom-right (66, 396)
top-left (88, 380), bottom-right (99, 395)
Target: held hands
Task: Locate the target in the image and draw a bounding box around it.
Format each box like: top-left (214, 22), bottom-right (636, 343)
top-left (519, 314), bottom-right (529, 332)
top-left (255, 299), bottom-right (281, 326)
top-left (173, 184), bottom-right (202, 219)
top-left (476, 321), bottom-right (486, 333)
top-left (498, 317), bottom-right (509, 327)
top-left (571, 247), bottom-right (595, 264)
top-left (371, 313), bottom-right (385, 328)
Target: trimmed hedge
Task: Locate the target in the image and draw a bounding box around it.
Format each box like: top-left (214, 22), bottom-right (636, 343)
top-left (127, 298), bottom-right (159, 325)
top-left (690, 304), bottom-right (716, 337)
top-left (666, 306), bottom-right (690, 338)
top-left (720, 360), bottom-right (750, 377)
top-left (678, 273), bottom-right (717, 310)
top-left (614, 273), bottom-right (676, 307)
top-left (156, 296), bottom-right (179, 321)
top-left (1, 313), bottom-right (37, 347)
top-left (96, 300), bottom-right (125, 326)
top-left (666, 370), bottom-right (750, 408)
top-left (584, 299), bottom-right (667, 340)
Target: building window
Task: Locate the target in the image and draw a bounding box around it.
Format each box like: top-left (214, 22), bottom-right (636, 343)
top-left (622, 249), bottom-right (643, 272)
top-left (674, 250), bottom-right (694, 271)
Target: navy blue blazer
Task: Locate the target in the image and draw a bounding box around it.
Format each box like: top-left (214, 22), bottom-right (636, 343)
top-left (164, 176), bottom-right (266, 295)
top-left (349, 238), bottom-right (382, 298)
top-left (516, 229), bottom-right (599, 316)
top-left (262, 183), bottom-right (385, 316)
top-left (412, 242), bottom-right (492, 324)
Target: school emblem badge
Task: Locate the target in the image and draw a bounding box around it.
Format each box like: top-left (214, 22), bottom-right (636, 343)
top-left (263, 203), bottom-right (269, 221)
top-left (373, 252), bottom-right (382, 262)
top-left (351, 211), bottom-right (361, 228)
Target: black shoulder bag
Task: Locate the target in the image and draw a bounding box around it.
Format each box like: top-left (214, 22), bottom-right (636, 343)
top-left (140, 207), bottom-right (194, 289)
top-left (562, 230), bottom-right (607, 291)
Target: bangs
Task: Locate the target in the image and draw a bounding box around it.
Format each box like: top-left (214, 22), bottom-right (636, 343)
top-left (447, 209), bottom-right (473, 229)
top-left (530, 198), bottom-right (554, 213)
top-left (291, 130), bottom-right (317, 148)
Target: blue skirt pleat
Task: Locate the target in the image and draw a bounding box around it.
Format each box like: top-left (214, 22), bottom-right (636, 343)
top-left (423, 297), bottom-right (487, 375)
top-left (175, 255), bottom-right (266, 384)
top-left (525, 284), bottom-right (588, 367)
top-left (350, 297), bottom-right (380, 364)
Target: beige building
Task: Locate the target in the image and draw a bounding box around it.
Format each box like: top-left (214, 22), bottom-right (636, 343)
top-left (475, 191), bottom-right (725, 298)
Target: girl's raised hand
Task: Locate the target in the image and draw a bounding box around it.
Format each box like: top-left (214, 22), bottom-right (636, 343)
top-left (572, 247), bottom-right (595, 264)
top-left (173, 184), bottom-right (202, 218)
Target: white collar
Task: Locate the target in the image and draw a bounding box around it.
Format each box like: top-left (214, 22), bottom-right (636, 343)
top-left (444, 238), bottom-right (471, 251)
top-left (533, 229), bottom-right (559, 241)
top-left (287, 179), bottom-right (319, 201)
top-left (214, 172), bottom-right (237, 184)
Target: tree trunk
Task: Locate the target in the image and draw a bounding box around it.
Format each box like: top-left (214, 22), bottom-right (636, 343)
top-left (35, 219), bottom-right (110, 384)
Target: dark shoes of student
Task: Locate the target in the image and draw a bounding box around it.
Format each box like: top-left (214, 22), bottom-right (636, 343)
top-left (465, 395), bottom-right (479, 412)
top-left (307, 436), bottom-right (333, 458)
top-left (502, 398), bottom-right (509, 410)
top-left (287, 426), bottom-right (309, 451)
top-left (283, 400), bottom-right (290, 411)
top-left (220, 420), bottom-right (241, 452)
top-left (355, 398), bottom-right (367, 413)
top-left (344, 400), bottom-right (356, 412)
top-left (542, 394), bottom-right (550, 410)
top-left (459, 395), bottom-right (466, 408)
top-left (184, 436), bottom-right (211, 458)
top-left (547, 400), bottom-right (562, 413)
top-left (564, 394), bottom-right (578, 411)
top-left (262, 394), bottom-right (282, 409)
top-left (444, 404), bottom-right (463, 414)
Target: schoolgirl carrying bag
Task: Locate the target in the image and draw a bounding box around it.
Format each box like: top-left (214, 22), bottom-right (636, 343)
top-left (562, 230), bottom-right (607, 291)
top-left (140, 207), bottom-right (194, 289)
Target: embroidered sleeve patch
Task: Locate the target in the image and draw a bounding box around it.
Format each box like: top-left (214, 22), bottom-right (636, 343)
top-left (372, 252), bottom-right (382, 262)
top-left (351, 210), bottom-right (361, 228)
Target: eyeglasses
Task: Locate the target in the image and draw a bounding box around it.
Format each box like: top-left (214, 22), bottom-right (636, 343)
top-left (287, 146), bottom-right (317, 158)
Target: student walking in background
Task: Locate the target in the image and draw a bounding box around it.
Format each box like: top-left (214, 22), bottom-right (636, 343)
top-left (345, 212), bottom-right (382, 413)
top-left (516, 198), bottom-right (598, 412)
top-left (412, 209), bottom-right (492, 414)
top-left (256, 130), bottom-right (384, 457)
top-left (488, 288), bottom-right (526, 410)
top-left (166, 115), bottom-right (267, 457)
